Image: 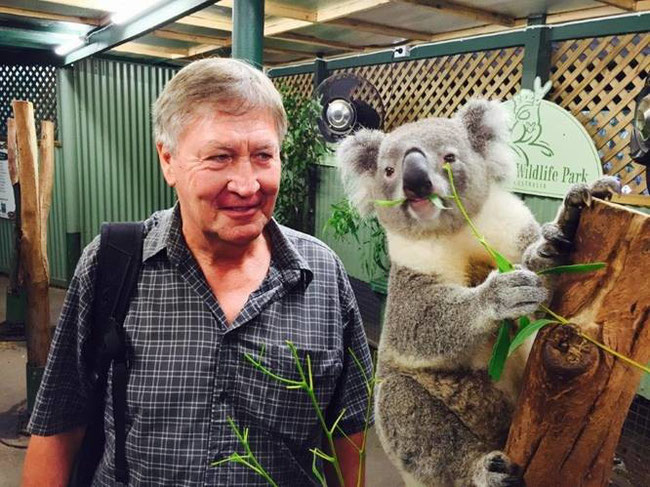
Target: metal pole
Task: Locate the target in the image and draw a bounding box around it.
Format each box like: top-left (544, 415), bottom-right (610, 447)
top-left (232, 0), bottom-right (265, 68)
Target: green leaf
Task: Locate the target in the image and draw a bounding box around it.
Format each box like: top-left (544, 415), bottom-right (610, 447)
top-left (537, 262), bottom-right (606, 275)
top-left (508, 319), bottom-right (558, 356)
top-left (374, 198), bottom-right (406, 207)
top-left (488, 321), bottom-right (512, 381)
top-left (428, 194), bottom-right (449, 209)
top-left (492, 249), bottom-right (515, 273)
top-left (518, 316), bottom-right (530, 331)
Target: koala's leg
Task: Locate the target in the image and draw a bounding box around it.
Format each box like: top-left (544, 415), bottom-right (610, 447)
top-left (375, 374), bottom-right (523, 487)
top-left (523, 176), bottom-right (620, 272)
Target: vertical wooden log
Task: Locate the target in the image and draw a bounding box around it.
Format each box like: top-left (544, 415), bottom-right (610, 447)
top-left (505, 200), bottom-right (650, 487)
top-left (12, 100), bottom-right (51, 368)
top-left (38, 120), bottom-right (55, 272)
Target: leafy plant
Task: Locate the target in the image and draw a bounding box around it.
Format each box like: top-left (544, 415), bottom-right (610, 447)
top-left (275, 85), bottom-right (331, 232)
top-left (213, 342), bottom-right (376, 487)
top-left (325, 200), bottom-right (389, 282)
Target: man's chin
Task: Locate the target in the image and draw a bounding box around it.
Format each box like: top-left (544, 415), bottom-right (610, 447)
top-left (209, 218), bottom-right (268, 246)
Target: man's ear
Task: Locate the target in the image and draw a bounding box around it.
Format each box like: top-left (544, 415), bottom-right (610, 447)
top-left (336, 129), bottom-right (385, 216)
top-left (455, 99), bottom-right (515, 183)
top-left (156, 142), bottom-right (176, 188)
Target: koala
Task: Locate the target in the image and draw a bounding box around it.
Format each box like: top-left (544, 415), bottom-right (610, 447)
top-left (336, 99), bottom-right (620, 487)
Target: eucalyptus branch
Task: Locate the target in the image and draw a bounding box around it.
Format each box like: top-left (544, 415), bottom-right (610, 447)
top-left (441, 163), bottom-right (648, 377)
top-left (211, 417), bottom-right (279, 487)
top-left (246, 341), bottom-right (346, 487)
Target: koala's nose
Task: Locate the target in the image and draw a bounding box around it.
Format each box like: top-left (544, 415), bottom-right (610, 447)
top-left (402, 150), bottom-right (433, 199)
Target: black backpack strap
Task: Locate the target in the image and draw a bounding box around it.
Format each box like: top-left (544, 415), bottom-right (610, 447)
top-left (94, 222), bottom-right (144, 485)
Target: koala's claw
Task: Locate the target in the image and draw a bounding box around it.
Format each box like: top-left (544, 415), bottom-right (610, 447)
top-left (474, 451), bottom-right (525, 487)
top-left (589, 175), bottom-right (621, 201)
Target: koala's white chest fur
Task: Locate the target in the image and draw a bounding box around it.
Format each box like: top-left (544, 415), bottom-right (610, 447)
top-left (385, 188), bottom-right (533, 284)
top-left (384, 187), bottom-right (536, 403)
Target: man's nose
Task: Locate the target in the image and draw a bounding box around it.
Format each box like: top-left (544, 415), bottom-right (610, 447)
top-left (402, 150), bottom-right (432, 199)
top-left (226, 160), bottom-right (261, 196)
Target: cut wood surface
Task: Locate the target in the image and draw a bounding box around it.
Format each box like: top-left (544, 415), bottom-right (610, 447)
top-left (506, 199), bottom-right (650, 487)
top-left (13, 100), bottom-right (51, 367)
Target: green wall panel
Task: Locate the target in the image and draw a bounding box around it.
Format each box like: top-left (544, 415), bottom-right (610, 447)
top-left (72, 59), bottom-right (178, 247)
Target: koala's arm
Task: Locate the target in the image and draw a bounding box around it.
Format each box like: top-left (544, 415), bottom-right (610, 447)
top-left (382, 265), bottom-right (547, 362)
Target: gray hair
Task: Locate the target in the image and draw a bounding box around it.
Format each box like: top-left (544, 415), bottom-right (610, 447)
top-left (152, 58), bottom-right (287, 153)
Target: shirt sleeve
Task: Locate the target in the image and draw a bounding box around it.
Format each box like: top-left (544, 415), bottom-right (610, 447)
top-left (27, 237), bottom-right (100, 436)
top-left (326, 258), bottom-right (375, 438)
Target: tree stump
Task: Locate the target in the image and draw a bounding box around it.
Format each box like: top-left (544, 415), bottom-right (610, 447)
top-left (505, 199), bottom-right (650, 487)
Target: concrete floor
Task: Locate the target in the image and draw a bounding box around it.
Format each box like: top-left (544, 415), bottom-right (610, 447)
top-left (0, 276), bottom-right (404, 486)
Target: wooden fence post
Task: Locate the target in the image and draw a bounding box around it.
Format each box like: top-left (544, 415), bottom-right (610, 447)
top-left (12, 100), bottom-right (53, 411)
top-left (505, 199), bottom-right (650, 486)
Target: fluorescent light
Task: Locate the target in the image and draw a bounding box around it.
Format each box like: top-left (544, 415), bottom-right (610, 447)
top-left (54, 37), bottom-right (84, 56)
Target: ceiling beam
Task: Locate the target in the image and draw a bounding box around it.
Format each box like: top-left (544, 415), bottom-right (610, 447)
top-left (153, 29), bottom-right (229, 46)
top-left (175, 10), bottom-right (232, 31)
top-left (317, 0), bottom-right (392, 22)
top-left (111, 41), bottom-right (187, 59)
top-left (62, 0), bottom-right (217, 65)
top-left (219, 0), bottom-right (316, 21)
top-left (395, 0), bottom-right (516, 26)
top-left (269, 32), bottom-right (358, 51)
top-left (595, 0), bottom-right (638, 10)
top-left (0, 5), bottom-right (100, 26)
top-left (325, 17), bottom-right (433, 41)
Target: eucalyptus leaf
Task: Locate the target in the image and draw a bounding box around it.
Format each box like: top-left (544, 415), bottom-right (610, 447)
top-left (375, 198), bottom-right (406, 207)
top-left (491, 249), bottom-right (515, 273)
top-left (537, 262), bottom-right (606, 275)
top-left (428, 194), bottom-right (449, 209)
top-left (518, 316), bottom-right (531, 331)
top-left (488, 321), bottom-right (512, 381)
top-left (508, 319), bottom-right (558, 356)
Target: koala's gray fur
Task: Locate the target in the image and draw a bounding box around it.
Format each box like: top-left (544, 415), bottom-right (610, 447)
top-left (336, 99), bottom-right (620, 487)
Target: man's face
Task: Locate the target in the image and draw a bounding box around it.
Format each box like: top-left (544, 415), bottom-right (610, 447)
top-left (157, 107), bottom-right (282, 247)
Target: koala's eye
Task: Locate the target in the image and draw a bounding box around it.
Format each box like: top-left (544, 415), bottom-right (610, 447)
top-left (443, 153), bottom-right (456, 163)
top-left (385, 167), bottom-right (395, 177)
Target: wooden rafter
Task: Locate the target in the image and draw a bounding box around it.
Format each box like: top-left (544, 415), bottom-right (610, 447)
top-left (175, 10), bottom-right (232, 31)
top-left (111, 41), bottom-right (187, 59)
top-left (325, 17), bottom-right (433, 41)
top-left (395, 0), bottom-right (516, 27)
top-left (219, 0), bottom-right (317, 21)
top-left (269, 32), bottom-right (358, 51)
top-left (153, 29), bottom-right (229, 46)
top-left (0, 5), bottom-right (100, 26)
top-left (595, 0), bottom-right (638, 10)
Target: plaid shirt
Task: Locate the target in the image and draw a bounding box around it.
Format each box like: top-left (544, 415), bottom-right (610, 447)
top-left (28, 204), bottom-right (374, 486)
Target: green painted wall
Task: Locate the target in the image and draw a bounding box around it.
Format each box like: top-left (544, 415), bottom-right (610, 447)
top-left (71, 58), bottom-right (177, 248)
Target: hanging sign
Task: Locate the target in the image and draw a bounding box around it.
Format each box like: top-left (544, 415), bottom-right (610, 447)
top-left (0, 143), bottom-right (16, 219)
top-left (503, 78), bottom-right (603, 198)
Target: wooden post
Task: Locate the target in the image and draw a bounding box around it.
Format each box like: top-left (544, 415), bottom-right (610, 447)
top-left (12, 100), bottom-right (51, 370)
top-left (506, 199), bottom-right (650, 487)
top-left (7, 118), bottom-right (22, 295)
top-left (38, 120), bottom-right (54, 272)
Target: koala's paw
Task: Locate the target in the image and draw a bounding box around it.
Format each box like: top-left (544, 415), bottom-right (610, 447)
top-left (482, 269), bottom-right (549, 321)
top-left (564, 176), bottom-right (621, 209)
top-left (473, 451), bottom-right (525, 487)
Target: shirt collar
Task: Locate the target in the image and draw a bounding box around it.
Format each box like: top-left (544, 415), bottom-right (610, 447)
top-left (142, 203), bottom-right (313, 288)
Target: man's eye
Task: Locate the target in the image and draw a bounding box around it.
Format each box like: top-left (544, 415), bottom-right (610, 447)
top-left (209, 154), bottom-right (230, 162)
top-left (443, 154), bottom-right (456, 163)
top-left (256, 153), bottom-right (273, 161)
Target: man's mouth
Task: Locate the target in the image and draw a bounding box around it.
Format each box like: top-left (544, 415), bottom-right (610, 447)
top-left (219, 203), bottom-right (261, 217)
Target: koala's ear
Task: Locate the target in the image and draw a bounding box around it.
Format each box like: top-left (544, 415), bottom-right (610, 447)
top-left (336, 129), bottom-right (385, 216)
top-left (456, 99), bottom-right (515, 183)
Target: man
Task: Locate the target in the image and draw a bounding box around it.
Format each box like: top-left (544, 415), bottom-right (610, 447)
top-left (22, 58), bottom-right (373, 486)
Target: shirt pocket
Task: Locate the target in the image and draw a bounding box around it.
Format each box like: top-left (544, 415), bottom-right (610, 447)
top-left (231, 343), bottom-right (343, 446)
